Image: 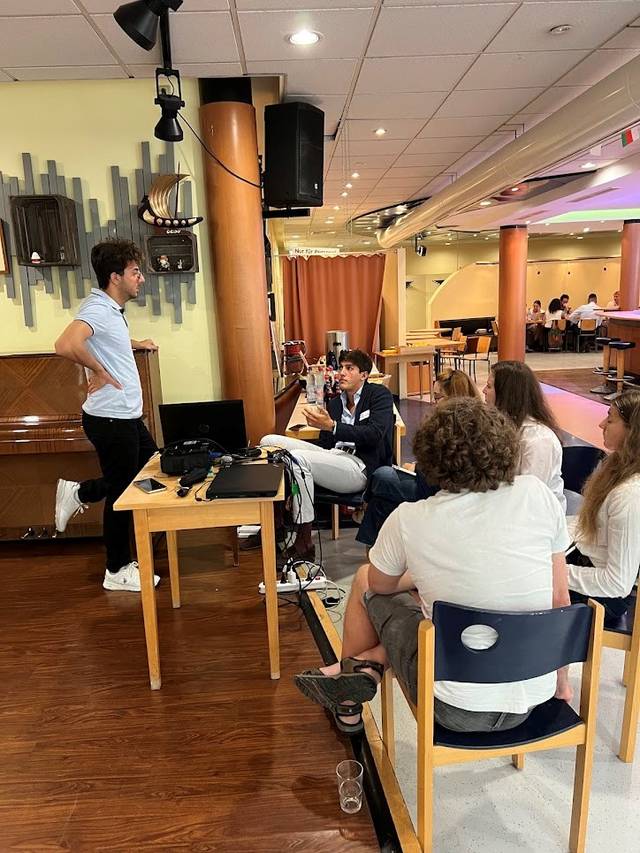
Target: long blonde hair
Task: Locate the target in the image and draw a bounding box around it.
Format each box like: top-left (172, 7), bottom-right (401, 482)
top-left (578, 390), bottom-right (640, 542)
top-left (436, 368), bottom-right (480, 400)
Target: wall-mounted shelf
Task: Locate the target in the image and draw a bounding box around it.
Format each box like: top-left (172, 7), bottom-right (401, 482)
top-left (145, 233), bottom-right (198, 274)
top-left (9, 194), bottom-right (80, 267)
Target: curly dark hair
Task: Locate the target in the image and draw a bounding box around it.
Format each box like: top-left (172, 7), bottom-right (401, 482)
top-left (413, 397), bottom-right (519, 492)
top-left (91, 239), bottom-right (144, 290)
top-left (339, 349), bottom-right (373, 374)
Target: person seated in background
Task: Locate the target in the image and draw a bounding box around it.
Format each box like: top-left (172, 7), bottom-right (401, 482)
top-left (545, 298), bottom-right (566, 349)
top-left (484, 361), bottom-right (566, 511)
top-left (545, 298), bottom-right (564, 327)
top-left (355, 369), bottom-right (480, 547)
top-left (260, 349), bottom-right (394, 563)
top-left (560, 293), bottom-right (573, 317)
top-left (567, 390), bottom-right (640, 619)
top-left (294, 397), bottom-right (571, 735)
top-left (526, 299), bottom-right (545, 351)
top-left (606, 290), bottom-right (621, 310)
top-left (567, 292), bottom-right (603, 325)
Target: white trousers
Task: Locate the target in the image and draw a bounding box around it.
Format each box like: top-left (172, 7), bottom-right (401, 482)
top-left (260, 434), bottom-right (368, 524)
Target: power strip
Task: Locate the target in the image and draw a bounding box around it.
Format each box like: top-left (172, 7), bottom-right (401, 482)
top-left (258, 577), bottom-right (328, 594)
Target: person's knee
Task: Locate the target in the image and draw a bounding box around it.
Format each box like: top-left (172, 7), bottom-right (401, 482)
top-left (260, 434), bottom-right (279, 446)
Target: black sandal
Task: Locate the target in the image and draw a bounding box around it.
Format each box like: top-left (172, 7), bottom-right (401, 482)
top-left (333, 701), bottom-right (364, 735)
top-left (294, 657), bottom-right (384, 709)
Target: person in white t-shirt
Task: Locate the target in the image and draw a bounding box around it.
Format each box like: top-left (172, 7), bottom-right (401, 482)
top-left (567, 292), bottom-right (603, 325)
top-left (484, 360), bottom-right (566, 511)
top-left (53, 240), bottom-right (160, 593)
top-left (294, 398), bottom-right (571, 735)
top-left (567, 390), bottom-right (640, 618)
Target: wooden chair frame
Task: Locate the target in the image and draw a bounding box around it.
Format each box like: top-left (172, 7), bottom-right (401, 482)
top-left (380, 601), bottom-right (604, 853)
top-left (603, 593), bottom-right (640, 762)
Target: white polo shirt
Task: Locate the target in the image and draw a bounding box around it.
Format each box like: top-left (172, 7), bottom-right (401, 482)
top-left (75, 288), bottom-right (142, 419)
top-left (370, 475), bottom-right (571, 714)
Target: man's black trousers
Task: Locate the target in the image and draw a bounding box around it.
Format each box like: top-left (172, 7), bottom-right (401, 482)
top-left (78, 412), bottom-right (157, 572)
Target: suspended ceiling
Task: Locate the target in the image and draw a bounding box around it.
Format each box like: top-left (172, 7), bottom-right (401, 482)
top-left (1, 2), bottom-right (640, 252)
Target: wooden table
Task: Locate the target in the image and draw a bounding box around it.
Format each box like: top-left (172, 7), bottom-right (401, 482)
top-left (375, 340), bottom-right (464, 400)
top-left (114, 453), bottom-right (284, 690)
top-left (285, 392), bottom-right (407, 465)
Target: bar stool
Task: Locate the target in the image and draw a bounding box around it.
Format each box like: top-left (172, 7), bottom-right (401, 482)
top-left (603, 341), bottom-right (636, 401)
top-left (591, 336), bottom-right (620, 394)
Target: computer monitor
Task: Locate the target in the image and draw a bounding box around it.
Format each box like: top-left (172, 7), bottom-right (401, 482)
top-left (159, 400), bottom-right (248, 453)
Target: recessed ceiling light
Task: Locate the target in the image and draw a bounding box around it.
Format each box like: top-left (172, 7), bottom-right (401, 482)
top-left (288, 29), bottom-right (321, 46)
top-left (569, 232), bottom-right (575, 236)
top-left (291, 234), bottom-right (300, 238)
top-left (341, 191), bottom-right (348, 197)
top-left (333, 205), bottom-right (340, 210)
top-left (445, 242), bottom-right (451, 245)
top-left (327, 231), bottom-right (336, 234)
top-left (374, 127), bottom-right (387, 136)
top-left (345, 182), bottom-right (353, 189)
top-left (472, 233), bottom-right (478, 237)
top-left (583, 227), bottom-right (590, 232)
top-left (511, 186), bottom-right (520, 192)
top-left (581, 162), bottom-right (596, 169)
top-left (576, 235), bottom-right (584, 239)
top-left (480, 200), bottom-right (491, 207)
top-left (549, 24), bottom-right (572, 35)
top-left (525, 220), bottom-right (531, 224)
top-left (351, 172), bottom-right (360, 179)
top-left (363, 240), bottom-right (372, 245)
top-left (484, 236), bottom-right (489, 240)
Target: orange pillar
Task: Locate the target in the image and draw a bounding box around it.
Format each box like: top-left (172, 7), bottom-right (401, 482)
top-left (199, 90), bottom-right (275, 444)
top-left (498, 225), bottom-right (528, 362)
top-left (619, 219), bottom-right (640, 311)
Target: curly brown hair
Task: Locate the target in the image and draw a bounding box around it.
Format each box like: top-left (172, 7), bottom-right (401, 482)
top-left (413, 397), bottom-right (519, 492)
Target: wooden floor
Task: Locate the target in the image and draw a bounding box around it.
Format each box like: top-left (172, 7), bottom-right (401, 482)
top-left (0, 531), bottom-right (379, 851)
top-left (534, 367), bottom-right (607, 403)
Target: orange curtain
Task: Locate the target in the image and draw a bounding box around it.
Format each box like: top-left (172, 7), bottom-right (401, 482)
top-left (283, 254), bottom-right (386, 362)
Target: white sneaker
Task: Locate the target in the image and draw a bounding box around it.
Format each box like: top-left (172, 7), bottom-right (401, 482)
top-left (55, 479), bottom-right (87, 532)
top-left (103, 561), bottom-right (160, 592)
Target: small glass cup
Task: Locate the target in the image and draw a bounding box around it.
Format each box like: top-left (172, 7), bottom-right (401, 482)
top-left (336, 759), bottom-right (363, 788)
top-left (339, 779), bottom-right (363, 813)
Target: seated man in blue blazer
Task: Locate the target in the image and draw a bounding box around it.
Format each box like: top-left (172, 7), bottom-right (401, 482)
top-left (261, 349), bottom-right (394, 562)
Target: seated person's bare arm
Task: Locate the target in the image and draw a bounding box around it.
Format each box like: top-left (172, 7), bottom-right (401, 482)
top-left (367, 561), bottom-right (415, 595)
top-left (54, 320), bottom-right (122, 392)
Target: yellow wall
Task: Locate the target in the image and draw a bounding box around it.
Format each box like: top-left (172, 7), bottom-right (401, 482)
top-left (0, 78), bottom-right (220, 403)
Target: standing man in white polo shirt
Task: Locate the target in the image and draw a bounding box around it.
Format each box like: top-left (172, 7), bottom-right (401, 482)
top-left (54, 240), bottom-right (160, 592)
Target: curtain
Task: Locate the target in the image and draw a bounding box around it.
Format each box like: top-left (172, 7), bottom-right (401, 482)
top-left (282, 254), bottom-right (386, 362)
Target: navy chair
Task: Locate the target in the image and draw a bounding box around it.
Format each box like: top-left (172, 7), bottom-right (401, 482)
top-left (314, 486), bottom-right (365, 540)
top-left (561, 445), bottom-right (604, 495)
top-left (380, 600), bottom-right (604, 852)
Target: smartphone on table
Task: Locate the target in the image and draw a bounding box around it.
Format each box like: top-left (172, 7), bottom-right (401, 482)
top-left (134, 477), bottom-right (167, 493)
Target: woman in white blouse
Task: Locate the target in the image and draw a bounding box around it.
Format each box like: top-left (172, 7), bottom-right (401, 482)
top-left (567, 390), bottom-right (640, 618)
top-left (484, 361), bottom-right (566, 511)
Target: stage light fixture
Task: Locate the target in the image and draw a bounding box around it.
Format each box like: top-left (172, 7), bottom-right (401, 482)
top-left (114, 0), bottom-right (183, 51)
top-left (154, 67), bottom-right (184, 142)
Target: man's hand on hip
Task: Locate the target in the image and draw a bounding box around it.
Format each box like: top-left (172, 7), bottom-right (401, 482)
top-left (301, 405), bottom-right (334, 431)
top-left (87, 366), bottom-right (123, 395)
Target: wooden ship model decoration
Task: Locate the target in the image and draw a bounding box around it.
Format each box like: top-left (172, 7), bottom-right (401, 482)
top-left (138, 172), bottom-right (203, 229)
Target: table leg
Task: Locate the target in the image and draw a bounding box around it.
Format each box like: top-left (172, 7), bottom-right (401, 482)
top-left (134, 510), bottom-right (161, 690)
top-left (166, 530), bottom-right (181, 609)
top-left (260, 501), bottom-right (280, 680)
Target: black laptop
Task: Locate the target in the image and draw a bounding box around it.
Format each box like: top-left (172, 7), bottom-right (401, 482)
top-left (206, 464), bottom-right (283, 500)
top-left (159, 400), bottom-right (247, 453)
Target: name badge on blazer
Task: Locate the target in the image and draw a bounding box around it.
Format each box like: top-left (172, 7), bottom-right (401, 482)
top-left (359, 409), bottom-right (371, 421)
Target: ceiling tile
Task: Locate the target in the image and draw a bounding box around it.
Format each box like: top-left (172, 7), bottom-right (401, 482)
top-left (436, 87), bottom-right (544, 118)
top-left (419, 115), bottom-right (511, 137)
top-left (369, 4), bottom-right (517, 58)
top-left (519, 85), bottom-right (589, 115)
top-left (458, 50), bottom-right (590, 89)
top-left (346, 138), bottom-right (409, 155)
top-left (347, 118), bottom-right (425, 139)
top-left (394, 152), bottom-right (457, 167)
top-left (331, 154), bottom-right (400, 167)
top-left (288, 94), bottom-right (345, 134)
top-left (604, 23), bottom-right (640, 49)
top-left (10, 65), bottom-right (127, 80)
top-left (384, 165), bottom-right (443, 178)
top-left (85, 0), bottom-right (228, 7)
top-left (247, 59), bottom-right (356, 95)
top-left (356, 54), bottom-right (476, 94)
top-left (404, 136), bottom-right (485, 154)
top-left (486, 1), bottom-right (640, 53)
top-left (472, 131), bottom-right (517, 152)
top-left (0, 16), bottom-right (115, 66)
top-left (170, 12), bottom-right (240, 63)
top-left (129, 62), bottom-right (242, 79)
top-left (238, 8), bottom-right (374, 61)
top-left (558, 48), bottom-right (640, 85)
top-left (93, 13), bottom-right (161, 64)
top-left (1, 1), bottom-right (77, 11)
top-left (348, 92), bottom-right (446, 120)
top-left (237, 0), bottom-right (368, 7)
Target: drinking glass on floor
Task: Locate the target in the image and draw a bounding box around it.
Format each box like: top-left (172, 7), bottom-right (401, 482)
top-left (339, 779), bottom-right (363, 813)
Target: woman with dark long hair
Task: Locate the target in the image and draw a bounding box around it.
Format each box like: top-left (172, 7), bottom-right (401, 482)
top-left (484, 360), bottom-right (565, 510)
top-left (567, 390), bottom-right (640, 617)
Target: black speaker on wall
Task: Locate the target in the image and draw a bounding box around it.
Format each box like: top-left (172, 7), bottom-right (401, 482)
top-left (263, 102), bottom-right (324, 208)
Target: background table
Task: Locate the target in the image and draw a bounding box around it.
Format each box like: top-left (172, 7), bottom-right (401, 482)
top-left (114, 453), bottom-right (284, 690)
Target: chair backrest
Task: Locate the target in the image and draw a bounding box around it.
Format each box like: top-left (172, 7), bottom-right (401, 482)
top-left (475, 335), bottom-right (491, 355)
top-left (431, 601), bottom-right (593, 683)
top-left (463, 336), bottom-right (479, 355)
top-left (491, 319), bottom-right (499, 336)
top-left (561, 445), bottom-right (604, 494)
top-left (552, 318), bottom-right (567, 331)
top-left (452, 327), bottom-right (462, 341)
top-left (579, 319), bottom-right (597, 332)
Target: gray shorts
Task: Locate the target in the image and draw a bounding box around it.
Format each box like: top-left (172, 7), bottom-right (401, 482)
top-left (364, 591), bottom-right (532, 733)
